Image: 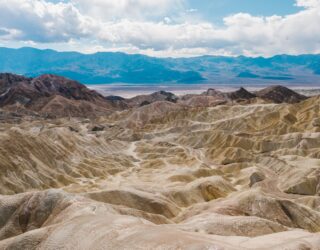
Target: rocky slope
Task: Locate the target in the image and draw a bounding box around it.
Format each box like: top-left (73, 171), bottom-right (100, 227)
top-left (0, 73), bottom-right (124, 118)
top-left (0, 73), bottom-right (310, 120)
top-left (255, 85), bottom-right (308, 103)
top-left (0, 79), bottom-right (319, 249)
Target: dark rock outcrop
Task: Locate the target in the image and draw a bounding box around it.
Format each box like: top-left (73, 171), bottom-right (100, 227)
top-left (256, 86), bottom-right (308, 103)
top-left (127, 91), bottom-right (178, 107)
top-left (227, 87), bottom-right (257, 101)
top-left (0, 73), bottom-right (122, 117)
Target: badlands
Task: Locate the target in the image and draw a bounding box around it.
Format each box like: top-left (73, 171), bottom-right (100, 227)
top-left (0, 73), bottom-right (320, 249)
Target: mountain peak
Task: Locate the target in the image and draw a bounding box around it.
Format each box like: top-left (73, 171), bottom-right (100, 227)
top-left (0, 73), bottom-right (124, 117)
top-left (228, 87), bottom-right (257, 100)
top-left (256, 85), bottom-right (308, 103)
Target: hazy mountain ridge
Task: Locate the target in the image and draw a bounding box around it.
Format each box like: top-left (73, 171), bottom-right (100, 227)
top-left (1, 47), bottom-right (320, 84)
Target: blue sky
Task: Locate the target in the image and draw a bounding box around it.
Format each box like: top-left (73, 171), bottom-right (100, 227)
top-left (0, 0), bottom-right (319, 57)
top-left (187, 0), bottom-right (300, 23)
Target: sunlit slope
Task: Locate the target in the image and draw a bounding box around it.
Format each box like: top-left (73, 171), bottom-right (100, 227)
top-left (0, 96), bottom-right (320, 249)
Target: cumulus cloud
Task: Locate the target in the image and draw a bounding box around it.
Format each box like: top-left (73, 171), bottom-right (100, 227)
top-left (0, 0), bottom-right (96, 42)
top-left (0, 0), bottom-right (320, 57)
top-left (97, 20), bottom-right (226, 51)
top-left (72, 0), bottom-right (184, 21)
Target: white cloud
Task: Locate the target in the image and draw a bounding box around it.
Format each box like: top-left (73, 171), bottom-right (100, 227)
top-left (186, 8), bottom-right (198, 13)
top-left (97, 20), bottom-right (224, 51)
top-left (0, 0), bottom-right (97, 42)
top-left (296, 0), bottom-right (320, 8)
top-left (0, 0), bottom-right (320, 57)
top-left (72, 0), bottom-right (184, 21)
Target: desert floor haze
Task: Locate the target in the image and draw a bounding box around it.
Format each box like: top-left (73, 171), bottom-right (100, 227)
top-left (0, 73), bottom-right (320, 249)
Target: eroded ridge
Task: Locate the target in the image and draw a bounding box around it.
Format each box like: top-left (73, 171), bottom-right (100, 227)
top-left (0, 78), bottom-right (320, 249)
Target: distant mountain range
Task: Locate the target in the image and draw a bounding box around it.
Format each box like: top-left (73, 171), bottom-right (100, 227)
top-left (1, 47), bottom-right (320, 84)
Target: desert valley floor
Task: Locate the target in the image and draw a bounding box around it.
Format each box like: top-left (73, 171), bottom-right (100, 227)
top-left (0, 74), bottom-right (320, 249)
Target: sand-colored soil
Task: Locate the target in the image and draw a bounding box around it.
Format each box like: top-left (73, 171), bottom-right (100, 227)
top-left (0, 96), bottom-right (320, 249)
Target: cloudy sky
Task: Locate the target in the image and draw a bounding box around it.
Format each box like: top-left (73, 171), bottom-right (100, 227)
top-left (0, 0), bottom-right (320, 57)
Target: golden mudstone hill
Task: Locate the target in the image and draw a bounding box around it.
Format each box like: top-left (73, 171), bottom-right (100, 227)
top-left (0, 75), bottom-right (320, 249)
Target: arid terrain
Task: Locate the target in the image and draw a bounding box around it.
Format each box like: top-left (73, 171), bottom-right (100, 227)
top-left (0, 73), bottom-right (320, 249)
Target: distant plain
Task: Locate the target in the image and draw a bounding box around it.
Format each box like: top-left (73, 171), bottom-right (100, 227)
top-left (88, 82), bottom-right (320, 98)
